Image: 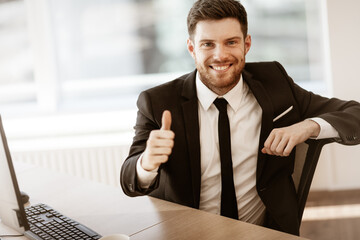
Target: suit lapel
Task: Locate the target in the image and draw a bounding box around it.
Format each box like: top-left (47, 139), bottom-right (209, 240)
top-left (181, 70), bottom-right (201, 208)
top-left (242, 70), bottom-right (274, 183)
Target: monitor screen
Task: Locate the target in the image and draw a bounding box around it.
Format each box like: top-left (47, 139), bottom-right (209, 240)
top-left (0, 115), bottom-right (29, 232)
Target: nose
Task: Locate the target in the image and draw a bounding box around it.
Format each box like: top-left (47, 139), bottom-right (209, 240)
top-left (213, 44), bottom-right (229, 62)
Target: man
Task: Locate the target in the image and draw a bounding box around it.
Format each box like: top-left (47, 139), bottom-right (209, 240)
top-left (120, 0), bottom-right (360, 235)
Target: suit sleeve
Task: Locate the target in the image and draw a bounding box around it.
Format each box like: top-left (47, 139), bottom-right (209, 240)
top-left (120, 91), bottom-right (161, 197)
top-left (275, 61), bottom-right (360, 145)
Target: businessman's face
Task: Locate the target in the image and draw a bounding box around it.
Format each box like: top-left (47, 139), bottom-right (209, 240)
top-left (187, 18), bottom-right (251, 96)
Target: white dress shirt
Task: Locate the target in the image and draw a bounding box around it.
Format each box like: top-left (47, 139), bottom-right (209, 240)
top-left (196, 73), bottom-right (266, 224)
top-left (136, 72), bottom-right (339, 225)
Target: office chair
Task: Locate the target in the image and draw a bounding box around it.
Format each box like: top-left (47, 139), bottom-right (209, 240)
top-left (292, 138), bottom-right (334, 224)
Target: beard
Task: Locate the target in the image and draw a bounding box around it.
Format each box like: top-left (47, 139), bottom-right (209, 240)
top-left (195, 56), bottom-right (244, 95)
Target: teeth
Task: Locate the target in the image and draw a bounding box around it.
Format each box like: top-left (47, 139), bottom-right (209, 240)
top-left (212, 65), bottom-right (230, 71)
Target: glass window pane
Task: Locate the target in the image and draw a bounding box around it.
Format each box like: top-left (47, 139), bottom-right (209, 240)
top-left (1, 0), bottom-right (325, 113)
top-left (0, 0), bottom-right (35, 109)
top-left (49, 0), bottom-right (194, 80)
top-left (244, 0), bottom-right (324, 84)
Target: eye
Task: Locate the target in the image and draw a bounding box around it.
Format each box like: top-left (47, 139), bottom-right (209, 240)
top-left (227, 40), bottom-right (237, 46)
top-left (202, 42), bottom-right (214, 48)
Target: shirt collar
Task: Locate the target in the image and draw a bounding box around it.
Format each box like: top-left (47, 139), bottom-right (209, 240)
top-left (196, 71), bottom-right (246, 112)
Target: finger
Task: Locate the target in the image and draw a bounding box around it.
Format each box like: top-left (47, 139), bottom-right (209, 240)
top-left (148, 147), bottom-right (173, 156)
top-left (283, 139), bottom-right (297, 156)
top-left (275, 137), bottom-right (289, 155)
top-left (149, 130), bottom-right (175, 140)
top-left (262, 130), bottom-right (276, 154)
top-left (154, 155), bottom-right (169, 164)
top-left (161, 110), bottom-right (172, 131)
top-left (146, 154), bottom-right (169, 164)
top-left (270, 135), bottom-right (282, 153)
top-left (264, 130), bottom-right (276, 149)
top-left (261, 147), bottom-right (267, 154)
top-left (147, 138), bottom-right (174, 148)
top-left (262, 147), bottom-right (275, 155)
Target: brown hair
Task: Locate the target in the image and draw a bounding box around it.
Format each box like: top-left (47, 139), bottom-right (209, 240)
top-left (187, 0), bottom-right (248, 38)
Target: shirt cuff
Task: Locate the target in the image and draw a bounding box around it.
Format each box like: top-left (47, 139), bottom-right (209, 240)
top-left (136, 153), bottom-right (159, 189)
top-left (310, 117), bottom-right (340, 139)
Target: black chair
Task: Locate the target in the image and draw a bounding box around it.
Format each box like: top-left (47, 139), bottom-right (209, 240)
top-left (292, 139), bottom-right (334, 224)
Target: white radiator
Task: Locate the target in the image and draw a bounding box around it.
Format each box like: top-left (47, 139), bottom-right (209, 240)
top-left (12, 145), bottom-right (130, 187)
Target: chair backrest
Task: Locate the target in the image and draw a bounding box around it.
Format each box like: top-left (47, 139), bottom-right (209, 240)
top-left (292, 139), bottom-right (333, 223)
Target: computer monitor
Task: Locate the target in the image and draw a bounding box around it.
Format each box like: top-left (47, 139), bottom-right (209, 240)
top-left (0, 115), bottom-right (29, 232)
top-left (0, 115), bottom-right (103, 240)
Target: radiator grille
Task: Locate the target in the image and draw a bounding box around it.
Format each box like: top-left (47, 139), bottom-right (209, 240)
top-left (12, 145), bottom-right (130, 187)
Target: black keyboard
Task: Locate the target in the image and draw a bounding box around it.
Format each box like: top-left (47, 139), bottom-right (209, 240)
top-left (25, 203), bottom-right (101, 240)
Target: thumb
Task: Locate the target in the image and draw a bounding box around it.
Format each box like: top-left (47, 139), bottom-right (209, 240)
top-left (161, 110), bottom-right (172, 130)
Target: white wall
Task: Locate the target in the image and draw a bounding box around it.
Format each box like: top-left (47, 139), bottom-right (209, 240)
top-left (311, 0), bottom-right (360, 190)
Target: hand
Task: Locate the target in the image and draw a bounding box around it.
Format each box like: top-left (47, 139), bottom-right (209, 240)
top-left (141, 110), bottom-right (175, 171)
top-left (261, 120), bottom-right (320, 157)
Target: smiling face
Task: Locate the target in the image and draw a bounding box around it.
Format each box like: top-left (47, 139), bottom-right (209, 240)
top-left (187, 18), bottom-right (251, 96)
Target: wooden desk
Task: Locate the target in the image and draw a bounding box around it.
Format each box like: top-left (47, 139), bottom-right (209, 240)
top-left (0, 163), bottom-right (308, 240)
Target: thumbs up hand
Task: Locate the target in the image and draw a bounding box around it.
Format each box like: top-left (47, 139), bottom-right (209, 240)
top-left (141, 110), bottom-right (175, 171)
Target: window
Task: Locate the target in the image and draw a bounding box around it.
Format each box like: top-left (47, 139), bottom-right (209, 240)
top-left (49, 0), bottom-right (194, 111)
top-left (244, 0), bottom-right (327, 92)
top-left (0, 0), bottom-right (36, 114)
top-left (0, 0), bottom-right (328, 117)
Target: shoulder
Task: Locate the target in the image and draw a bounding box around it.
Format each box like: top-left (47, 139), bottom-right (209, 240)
top-left (245, 61), bottom-right (288, 77)
top-left (136, 70), bottom-right (196, 112)
top-left (244, 61), bottom-right (293, 88)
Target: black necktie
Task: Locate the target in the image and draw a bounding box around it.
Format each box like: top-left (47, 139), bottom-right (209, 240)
top-left (213, 98), bottom-right (238, 219)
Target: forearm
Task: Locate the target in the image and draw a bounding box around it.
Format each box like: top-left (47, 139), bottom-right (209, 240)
top-left (277, 62), bottom-right (360, 145)
top-left (316, 102), bottom-right (360, 145)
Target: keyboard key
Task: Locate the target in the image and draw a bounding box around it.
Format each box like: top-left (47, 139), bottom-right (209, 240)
top-left (25, 203), bottom-right (101, 240)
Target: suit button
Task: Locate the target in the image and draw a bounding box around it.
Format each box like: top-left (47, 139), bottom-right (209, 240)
top-left (347, 135), bottom-right (358, 141)
top-left (129, 183), bottom-right (134, 191)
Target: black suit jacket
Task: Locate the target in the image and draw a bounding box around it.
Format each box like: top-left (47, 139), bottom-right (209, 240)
top-left (120, 62), bottom-right (360, 235)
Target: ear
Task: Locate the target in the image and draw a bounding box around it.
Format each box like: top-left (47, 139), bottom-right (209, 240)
top-left (187, 38), bottom-right (196, 59)
top-left (244, 34), bottom-right (252, 55)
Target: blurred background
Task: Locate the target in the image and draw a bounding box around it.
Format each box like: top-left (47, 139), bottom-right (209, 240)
top-left (0, 0), bottom-right (359, 239)
top-left (0, 0), bottom-right (328, 114)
